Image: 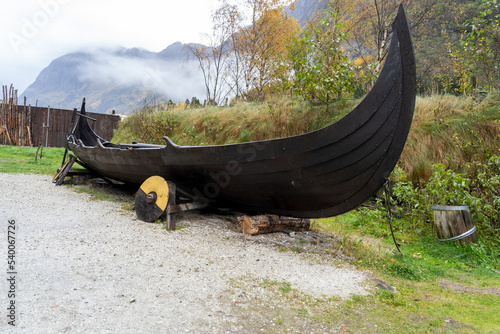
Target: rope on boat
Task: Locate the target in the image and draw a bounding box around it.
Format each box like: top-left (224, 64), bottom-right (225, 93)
top-left (384, 178), bottom-right (401, 253)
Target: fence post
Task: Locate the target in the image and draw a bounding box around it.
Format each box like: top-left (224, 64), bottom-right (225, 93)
top-left (28, 105), bottom-right (32, 147)
top-left (21, 97), bottom-right (26, 146)
top-left (44, 106), bottom-right (50, 147)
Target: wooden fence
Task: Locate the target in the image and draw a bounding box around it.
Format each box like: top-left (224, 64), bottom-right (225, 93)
top-left (0, 96), bottom-right (121, 148)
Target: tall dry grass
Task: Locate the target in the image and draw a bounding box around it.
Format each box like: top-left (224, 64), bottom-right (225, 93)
top-left (113, 94), bottom-right (500, 183)
top-left (113, 97), bottom-right (357, 146)
top-left (399, 94), bottom-right (500, 181)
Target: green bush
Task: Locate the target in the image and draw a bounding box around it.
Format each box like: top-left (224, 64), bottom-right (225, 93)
top-left (139, 111), bottom-right (178, 144)
top-left (393, 155), bottom-right (500, 245)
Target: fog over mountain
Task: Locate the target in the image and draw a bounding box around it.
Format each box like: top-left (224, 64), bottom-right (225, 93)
top-left (22, 42), bottom-right (206, 114)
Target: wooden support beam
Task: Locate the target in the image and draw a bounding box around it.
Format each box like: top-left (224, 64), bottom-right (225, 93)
top-left (165, 181), bottom-right (177, 231)
top-left (169, 202), bottom-right (208, 213)
top-left (165, 183), bottom-right (209, 230)
top-left (52, 155), bottom-right (77, 185)
top-left (1, 125), bottom-right (13, 145)
top-left (238, 215), bottom-right (310, 235)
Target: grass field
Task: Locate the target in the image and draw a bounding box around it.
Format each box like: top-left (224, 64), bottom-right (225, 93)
top-left (0, 145), bottom-right (65, 175)
top-left (311, 211), bottom-right (500, 333)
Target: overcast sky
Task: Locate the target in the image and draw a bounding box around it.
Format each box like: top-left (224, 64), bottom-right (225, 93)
top-left (0, 0), bottom-right (222, 93)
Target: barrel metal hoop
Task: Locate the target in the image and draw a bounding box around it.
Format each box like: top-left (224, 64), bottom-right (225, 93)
top-left (438, 225), bottom-right (477, 242)
top-left (432, 205), bottom-right (469, 211)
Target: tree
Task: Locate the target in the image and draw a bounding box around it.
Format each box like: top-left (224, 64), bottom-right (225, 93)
top-left (220, 1), bottom-right (245, 99)
top-left (458, 0), bottom-right (500, 92)
top-left (167, 100), bottom-right (176, 110)
top-left (288, 4), bottom-right (358, 106)
top-left (186, 1), bottom-right (235, 105)
top-left (342, 0), bottom-right (437, 75)
top-left (411, 0), bottom-right (481, 94)
top-left (232, 0), bottom-right (299, 101)
top-left (191, 96), bottom-right (202, 108)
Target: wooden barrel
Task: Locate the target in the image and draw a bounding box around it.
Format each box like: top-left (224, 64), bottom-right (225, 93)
top-left (432, 206), bottom-right (478, 244)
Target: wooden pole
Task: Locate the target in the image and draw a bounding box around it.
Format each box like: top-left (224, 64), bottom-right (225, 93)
top-left (4, 127), bottom-right (12, 146)
top-left (165, 181), bottom-right (177, 231)
top-left (27, 105), bottom-right (32, 147)
top-left (21, 97), bottom-right (26, 146)
top-left (0, 89), bottom-right (4, 145)
top-left (45, 106), bottom-right (50, 147)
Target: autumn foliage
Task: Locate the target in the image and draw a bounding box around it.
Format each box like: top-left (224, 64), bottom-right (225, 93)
top-left (186, 0), bottom-right (499, 106)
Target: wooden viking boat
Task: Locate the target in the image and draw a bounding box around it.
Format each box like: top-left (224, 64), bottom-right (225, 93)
top-left (66, 4), bottom-right (416, 219)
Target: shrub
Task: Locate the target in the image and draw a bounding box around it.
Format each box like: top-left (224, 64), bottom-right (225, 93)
top-left (393, 155), bottom-right (500, 244)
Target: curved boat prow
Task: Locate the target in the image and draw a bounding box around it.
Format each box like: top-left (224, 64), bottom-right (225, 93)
top-left (67, 5), bottom-right (416, 218)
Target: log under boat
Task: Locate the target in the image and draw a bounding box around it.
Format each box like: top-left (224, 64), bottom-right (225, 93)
top-left (67, 4), bottom-right (416, 218)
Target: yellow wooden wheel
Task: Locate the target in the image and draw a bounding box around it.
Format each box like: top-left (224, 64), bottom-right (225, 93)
top-left (135, 176), bottom-right (169, 222)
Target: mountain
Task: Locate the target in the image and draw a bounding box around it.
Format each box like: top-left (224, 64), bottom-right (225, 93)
top-left (22, 42), bottom-right (206, 114)
top-left (288, 0), bottom-right (330, 26)
top-left (22, 0), bottom-right (325, 114)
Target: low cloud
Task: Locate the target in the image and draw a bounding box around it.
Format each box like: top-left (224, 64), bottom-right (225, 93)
top-left (77, 48), bottom-right (206, 102)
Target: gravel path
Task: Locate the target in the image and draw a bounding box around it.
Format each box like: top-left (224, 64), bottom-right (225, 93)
top-left (0, 173), bottom-right (369, 333)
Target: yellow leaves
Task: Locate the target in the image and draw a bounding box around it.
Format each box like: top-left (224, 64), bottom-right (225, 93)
top-left (231, 0), bottom-right (300, 99)
top-left (354, 57), bottom-right (366, 66)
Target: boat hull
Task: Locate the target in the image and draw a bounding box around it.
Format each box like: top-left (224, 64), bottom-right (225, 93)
top-left (68, 5), bottom-right (416, 218)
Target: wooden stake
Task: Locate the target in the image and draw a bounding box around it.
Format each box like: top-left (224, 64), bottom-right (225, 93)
top-left (27, 125), bottom-right (32, 147)
top-left (165, 181), bottom-right (177, 231)
top-left (4, 127), bottom-right (12, 146)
